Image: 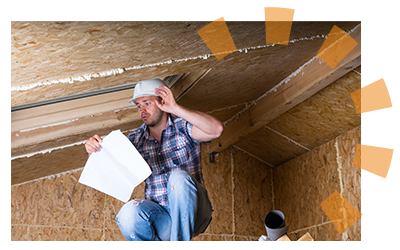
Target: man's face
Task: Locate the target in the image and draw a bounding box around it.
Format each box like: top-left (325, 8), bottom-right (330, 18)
top-left (136, 96), bottom-right (164, 127)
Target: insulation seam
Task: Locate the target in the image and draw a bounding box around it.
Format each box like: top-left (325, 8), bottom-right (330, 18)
top-left (265, 126), bottom-right (311, 151)
top-left (271, 168), bottom-right (275, 210)
top-left (12, 128), bottom-right (135, 161)
top-left (334, 139), bottom-right (349, 241)
top-left (11, 139), bottom-right (88, 161)
top-left (230, 147), bottom-right (236, 239)
top-left (352, 69), bottom-right (361, 76)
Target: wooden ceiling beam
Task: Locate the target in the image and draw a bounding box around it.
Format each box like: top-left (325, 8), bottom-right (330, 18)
top-left (209, 25), bottom-right (361, 153)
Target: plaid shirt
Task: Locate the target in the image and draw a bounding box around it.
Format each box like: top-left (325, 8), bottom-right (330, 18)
top-left (127, 114), bottom-right (203, 207)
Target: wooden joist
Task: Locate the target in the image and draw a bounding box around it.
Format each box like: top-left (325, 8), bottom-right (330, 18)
top-left (208, 25), bottom-right (361, 153)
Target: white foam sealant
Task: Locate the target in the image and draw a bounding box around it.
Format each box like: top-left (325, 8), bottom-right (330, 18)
top-left (19, 118), bottom-right (80, 133)
top-left (11, 139), bottom-right (87, 161)
top-left (12, 23), bottom-right (360, 95)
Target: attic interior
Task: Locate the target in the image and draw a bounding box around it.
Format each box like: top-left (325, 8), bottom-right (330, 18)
top-left (11, 21), bottom-right (361, 241)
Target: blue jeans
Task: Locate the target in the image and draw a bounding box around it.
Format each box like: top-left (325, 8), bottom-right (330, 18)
top-left (116, 170), bottom-right (213, 241)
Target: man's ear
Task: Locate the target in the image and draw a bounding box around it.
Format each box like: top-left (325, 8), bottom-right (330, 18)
top-left (154, 98), bottom-right (162, 108)
top-left (157, 96), bottom-right (164, 104)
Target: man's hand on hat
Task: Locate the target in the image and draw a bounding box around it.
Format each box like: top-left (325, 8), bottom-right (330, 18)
top-left (154, 86), bottom-right (178, 114)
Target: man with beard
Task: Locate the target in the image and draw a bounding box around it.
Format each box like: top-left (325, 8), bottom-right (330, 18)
top-left (84, 78), bottom-right (224, 241)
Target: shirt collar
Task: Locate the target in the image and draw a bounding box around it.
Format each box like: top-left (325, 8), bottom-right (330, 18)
top-left (142, 114), bottom-right (175, 140)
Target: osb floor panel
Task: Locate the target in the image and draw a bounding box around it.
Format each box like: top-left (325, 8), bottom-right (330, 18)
top-left (273, 126), bottom-right (361, 241)
top-left (12, 144), bottom-right (272, 241)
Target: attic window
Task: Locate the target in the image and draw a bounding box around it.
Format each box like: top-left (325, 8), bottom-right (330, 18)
top-left (163, 73), bottom-right (189, 88)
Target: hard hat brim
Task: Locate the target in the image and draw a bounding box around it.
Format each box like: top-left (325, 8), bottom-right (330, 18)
top-left (128, 92), bottom-right (160, 106)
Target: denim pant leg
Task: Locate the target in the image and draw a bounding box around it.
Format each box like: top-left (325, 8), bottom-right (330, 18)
top-left (167, 170), bottom-right (213, 241)
top-left (116, 199), bottom-right (171, 241)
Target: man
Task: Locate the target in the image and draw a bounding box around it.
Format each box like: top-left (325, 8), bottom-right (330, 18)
top-left (84, 78), bottom-right (224, 241)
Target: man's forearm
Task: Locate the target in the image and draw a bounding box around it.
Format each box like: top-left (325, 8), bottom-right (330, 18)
top-left (172, 104), bottom-right (224, 141)
top-left (154, 85), bottom-right (223, 141)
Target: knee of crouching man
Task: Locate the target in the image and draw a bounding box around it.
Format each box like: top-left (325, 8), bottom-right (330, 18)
top-left (132, 199), bottom-right (144, 206)
top-left (168, 170), bottom-right (194, 192)
top-left (169, 170), bottom-right (190, 181)
top-left (116, 199), bottom-right (143, 224)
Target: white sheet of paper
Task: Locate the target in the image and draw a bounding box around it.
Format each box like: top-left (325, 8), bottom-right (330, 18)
top-left (79, 130), bottom-right (151, 202)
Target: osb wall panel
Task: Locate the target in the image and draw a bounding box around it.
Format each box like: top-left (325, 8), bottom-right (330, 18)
top-left (200, 144), bottom-right (233, 235)
top-left (336, 126), bottom-right (361, 241)
top-left (232, 146), bottom-right (273, 236)
top-left (12, 144), bottom-right (272, 241)
top-left (194, 144), bottom-right (273, 240)
top-left (11, 169), bottom-right (145, 241)
top-left (273, 126), bottom-right (361, 241)
top-left (11, 226), bottom-right (104, 241)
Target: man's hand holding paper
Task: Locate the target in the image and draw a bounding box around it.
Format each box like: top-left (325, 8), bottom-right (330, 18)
top-left (79, 130), bottom-right (151, 202)
top-left (85, 134), bottom-right (103, 155)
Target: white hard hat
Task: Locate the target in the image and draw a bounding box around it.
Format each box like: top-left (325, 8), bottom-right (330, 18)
top-left (128, 78), bottom-right (167, 105)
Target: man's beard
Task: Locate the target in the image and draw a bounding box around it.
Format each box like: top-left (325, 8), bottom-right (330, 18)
top-left (143, 109), bottom-right (164, 127)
